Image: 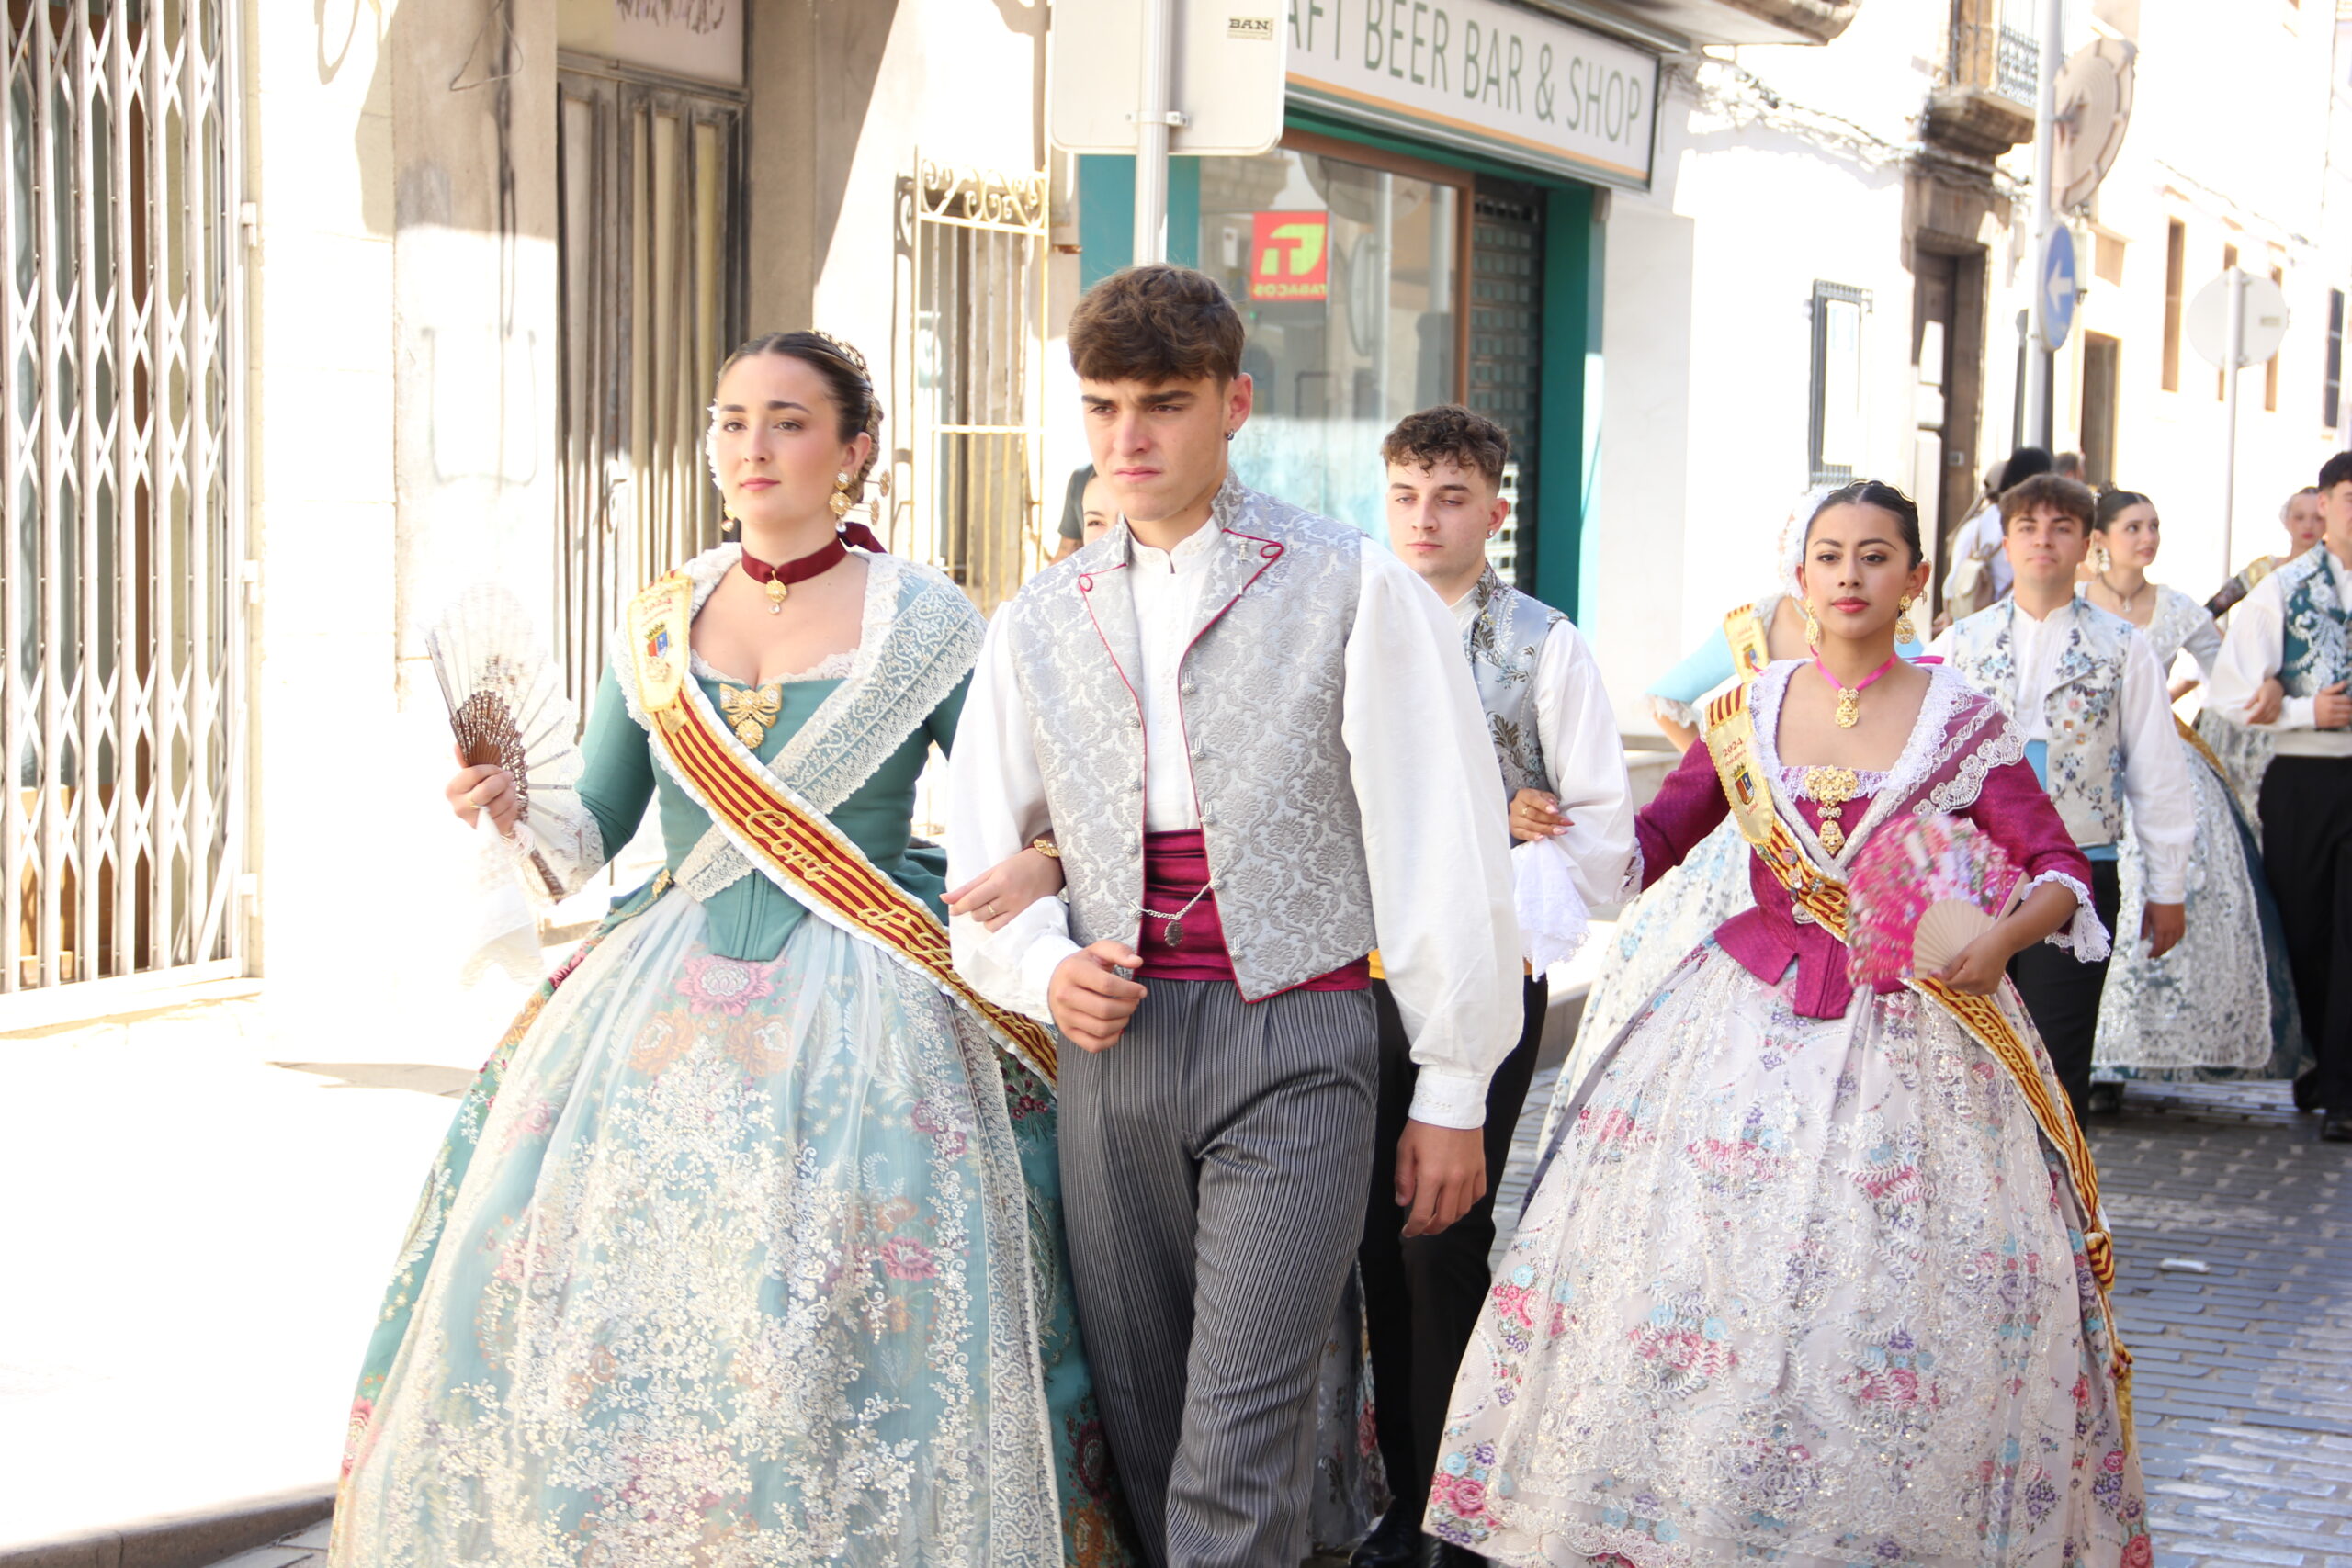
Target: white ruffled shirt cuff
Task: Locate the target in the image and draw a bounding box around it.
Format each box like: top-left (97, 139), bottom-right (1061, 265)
top-left (1512, 836), bottom-right (1593, 973)
top-left (2028, 869), bottom-right (2111, 963)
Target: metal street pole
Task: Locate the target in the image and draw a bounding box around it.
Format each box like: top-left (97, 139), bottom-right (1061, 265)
top-left (2022, 0), bottom-right (2062, 448)
top-left (1132, 0), bottom-right (1175, 265)
top-left (2221, 266), bottom-right (2247, 575)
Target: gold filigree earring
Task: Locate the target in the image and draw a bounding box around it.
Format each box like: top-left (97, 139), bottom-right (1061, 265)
top-left (829, 471), bottom-right (854, 521)
top-left (1894, 593), bottom-right (1917, 645)
top-left (720, 503), bottom-right (739, 535)
top-left (1804, 600), bottom-right (1823, 648)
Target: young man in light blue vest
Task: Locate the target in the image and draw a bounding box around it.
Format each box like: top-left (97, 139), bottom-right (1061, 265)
top-left (1928, 471), bottom-right (2193, 1121)
top-left (1348, 406), bottom-right (1636, 1568)
top-left (2211, 450), bottom-right (2352, 1141)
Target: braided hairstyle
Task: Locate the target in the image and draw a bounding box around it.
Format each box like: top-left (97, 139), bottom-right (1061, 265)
top-left (2093, 488), bottom-right (2153, 532)
top-left (1804, 479), bottom-right (1926, 566)
top-left (706, 330), bottom-right (884, 511)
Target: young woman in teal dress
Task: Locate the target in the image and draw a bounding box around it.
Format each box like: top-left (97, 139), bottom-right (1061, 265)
top-left (332, 333), bottom-right (1136, 1568)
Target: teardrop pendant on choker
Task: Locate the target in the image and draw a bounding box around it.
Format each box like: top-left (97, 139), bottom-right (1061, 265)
top-left (740, 536), bottom-right (849, 614)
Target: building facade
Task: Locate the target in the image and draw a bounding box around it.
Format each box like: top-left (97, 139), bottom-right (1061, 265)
top-left (5, 0), bottom-right (2347, 1032)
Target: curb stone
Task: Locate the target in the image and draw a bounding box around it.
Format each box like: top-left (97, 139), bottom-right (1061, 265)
top-left (0, 1486), bottom-right (334, 1568)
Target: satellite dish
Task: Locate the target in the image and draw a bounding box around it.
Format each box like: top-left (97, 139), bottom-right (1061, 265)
top-left (2055, 38), bottom-right (2135, 213)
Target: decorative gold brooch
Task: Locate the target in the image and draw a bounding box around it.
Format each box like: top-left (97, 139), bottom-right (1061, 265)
top-left (1804, 765), bottom-right (1860, 857)
top-left (720, 682), bottom-right (782, 750)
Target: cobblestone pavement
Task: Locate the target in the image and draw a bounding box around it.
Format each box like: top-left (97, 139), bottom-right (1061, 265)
top-left (2094, 1080), bottom-right (2352, 1566)
top-left (210, 1075), bottom-right (2352, 1568)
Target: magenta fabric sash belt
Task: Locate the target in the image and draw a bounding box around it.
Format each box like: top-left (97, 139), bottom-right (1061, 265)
top-left (1136, 829), bottom-right (1370, 993)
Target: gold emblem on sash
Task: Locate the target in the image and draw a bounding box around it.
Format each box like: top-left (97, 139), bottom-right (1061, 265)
top-left (1723, 601), bottom-right (1771, 680)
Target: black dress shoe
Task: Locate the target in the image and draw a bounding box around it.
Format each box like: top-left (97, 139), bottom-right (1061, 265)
top-left (1415, 1539), bottom-right (1487, 1567)
top-left (2086, 1081), bottom-right (2123, 1115)
top-left (2322, 1111), bottom-right (2352, 1144)
top-left (2296, 1068), bottom-right (2324, 1112)
top-left (1350, 1505), bottom-right (1421, 1568)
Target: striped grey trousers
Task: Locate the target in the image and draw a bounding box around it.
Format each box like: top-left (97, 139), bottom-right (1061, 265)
top-left (1058, 978), bottom-right (1379, 1568)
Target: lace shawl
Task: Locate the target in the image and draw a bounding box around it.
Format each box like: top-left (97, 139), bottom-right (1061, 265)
top-left (1747, 662), bottom-right (2105, 955)
top-left (612, 547), bottom-right (981, 903)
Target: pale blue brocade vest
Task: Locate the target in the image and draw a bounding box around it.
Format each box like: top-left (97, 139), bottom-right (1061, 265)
top-left (1463, 566), bottom-right (1566, 811)
top-left (1945, 600), bottom-right (2136, 850)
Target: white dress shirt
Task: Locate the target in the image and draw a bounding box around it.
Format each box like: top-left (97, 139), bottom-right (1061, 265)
top-left (2209, 544), bottom-right (2352, 758)
top-left (1927, 599), bottom-right (2195, 903)
top-left (1443, 591), bottom-right (1638, 924)
top-left (948, 524), bottom-right (1523, 1130)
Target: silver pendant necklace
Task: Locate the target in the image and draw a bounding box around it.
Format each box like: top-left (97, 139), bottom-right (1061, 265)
top-left (1138, 880), bottom-right (1216, 949)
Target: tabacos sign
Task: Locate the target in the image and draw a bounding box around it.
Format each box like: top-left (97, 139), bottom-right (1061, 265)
top-left (1286, 0), bottom-right (1657, 188)
top-left (1251, 212), bottom-right (1330, 300)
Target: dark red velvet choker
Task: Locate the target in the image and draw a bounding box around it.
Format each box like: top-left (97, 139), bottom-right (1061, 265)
top-left (741, 535), bottom-right (851, 612)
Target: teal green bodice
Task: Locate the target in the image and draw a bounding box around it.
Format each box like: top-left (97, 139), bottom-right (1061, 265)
top-left (571, 665), bottom-right (968, 963)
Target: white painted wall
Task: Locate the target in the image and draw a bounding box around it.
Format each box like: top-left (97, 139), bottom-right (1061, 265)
top-left (2026, 0), bottom-right (2343, 601)
top-left (1585, 0), bottom-right (2350, 734)
top-left (244, 0), bottom-right (564, 1055)
top-left (1588, 2), bottom-right (1951, 729)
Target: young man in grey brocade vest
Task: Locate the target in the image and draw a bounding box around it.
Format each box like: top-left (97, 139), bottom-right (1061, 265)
top-left (1350, 408), bottom-right (1638, 1568)
top-left (947, 266), bottom-right (1524, 1568)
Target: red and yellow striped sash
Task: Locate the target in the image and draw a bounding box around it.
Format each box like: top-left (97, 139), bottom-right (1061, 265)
top-left (627, 574), bottom-right (1057, 1087)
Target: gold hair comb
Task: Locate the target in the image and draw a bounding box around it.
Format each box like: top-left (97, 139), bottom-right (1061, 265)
top-left (808, 330), bottom-right (870, 377)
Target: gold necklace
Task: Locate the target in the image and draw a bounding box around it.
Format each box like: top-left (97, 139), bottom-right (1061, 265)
top-left (720, 682), bottom-right (782, 749)
top-left (1803, 765), bottom-right (1861, 856)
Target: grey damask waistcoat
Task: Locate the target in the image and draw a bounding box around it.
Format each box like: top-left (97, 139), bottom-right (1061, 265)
top-left (1464, 567), bottom-right (1566, 807)
top-left (998, 477), bottom-right (1374, 1000)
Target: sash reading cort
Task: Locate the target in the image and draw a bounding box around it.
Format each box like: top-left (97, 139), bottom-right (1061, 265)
top-left (1702, 682), bottom-right (2132, 1415)
top-left (626, 571), bottom-right (1058, 1087)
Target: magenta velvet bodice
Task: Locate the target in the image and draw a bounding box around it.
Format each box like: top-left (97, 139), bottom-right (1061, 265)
top-left (1634, 670), bottom-right (2094, 1020)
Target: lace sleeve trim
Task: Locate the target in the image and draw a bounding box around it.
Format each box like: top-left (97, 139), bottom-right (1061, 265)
top-left (502, 788), bottom-right (607, 903)
top-left (1648, 693), bottom-right (1699, 730)
top-left (2026, 868), bottom-right (2111, 961)
top-left (620, 555), bottom-right (982, 906)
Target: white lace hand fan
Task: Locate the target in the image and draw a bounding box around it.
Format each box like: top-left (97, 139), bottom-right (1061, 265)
top-left (424, 583), bottom-right (584, 902)
top-left (1846, 814), bottom-right (2021, 986)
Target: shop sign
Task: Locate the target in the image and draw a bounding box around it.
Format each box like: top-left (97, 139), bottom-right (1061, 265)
top-left (1250, 211), bottom-right (1331, 300)
top-left (1286, 0), bottom-right (1657, 188)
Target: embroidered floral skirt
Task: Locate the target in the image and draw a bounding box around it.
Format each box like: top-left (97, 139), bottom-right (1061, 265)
top-left (1562, 818), bottom-right (1755, 1089)
top-left (332, 889), bottom-right (1134, 1568)
top-left (1429, 942), bottom-right (2149, 1567)
top-left (2093, 753), bottom-right (2306, 1081)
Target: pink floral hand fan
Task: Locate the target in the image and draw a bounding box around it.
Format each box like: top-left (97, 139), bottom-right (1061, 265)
top-left (1846, 814), bottom-right (2021, 987)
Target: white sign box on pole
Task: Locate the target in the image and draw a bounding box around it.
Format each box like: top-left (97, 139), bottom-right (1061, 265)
top-left (1286, 0), bottom-right (1658, 189)
top-left (1050, 1), bottom-right (1288, 157)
